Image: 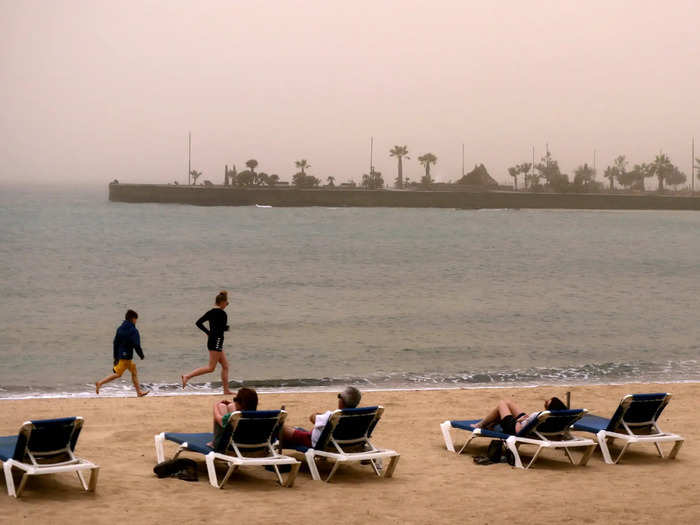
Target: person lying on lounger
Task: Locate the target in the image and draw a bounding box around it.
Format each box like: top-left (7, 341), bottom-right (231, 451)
top-left (209, 387), bottom-right (258, 448)
top-left (474, 396), bottom-right (568, 435)
top-left (279, 386), bottom-right (362, 449)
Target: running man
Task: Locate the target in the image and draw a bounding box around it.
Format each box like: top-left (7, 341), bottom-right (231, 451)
top-left (96, 309), bottom-right (149, 397)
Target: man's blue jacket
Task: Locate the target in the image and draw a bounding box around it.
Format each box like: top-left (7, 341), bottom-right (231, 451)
top-left (113, 320), bottom-right (145, 362)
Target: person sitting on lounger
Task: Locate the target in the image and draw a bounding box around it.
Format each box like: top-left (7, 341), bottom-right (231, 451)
top-left (209, 387), bottom-right (258, 449)
top-left (280, 386), bottom-right (362, 449)
top-left (475, 396), bottom-right (568, 435)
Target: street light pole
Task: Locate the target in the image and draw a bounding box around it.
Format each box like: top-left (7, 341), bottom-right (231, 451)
top-left (188, 131), bottom-right (191, 185)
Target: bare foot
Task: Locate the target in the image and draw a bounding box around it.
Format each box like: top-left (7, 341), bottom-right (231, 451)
top-left (181, 375), bottom-right (187, 388)
top-left (95, 382), bottom-right (100, 395)
top-left (137, 390), bottom-right (150, 398)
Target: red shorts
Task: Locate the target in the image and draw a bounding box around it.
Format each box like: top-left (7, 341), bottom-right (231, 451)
top-left (290, 428), bottom-right (312, 448)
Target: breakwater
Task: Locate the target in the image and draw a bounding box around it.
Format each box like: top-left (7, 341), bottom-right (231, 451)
top-left (108, 183), bottom-right (700, 210)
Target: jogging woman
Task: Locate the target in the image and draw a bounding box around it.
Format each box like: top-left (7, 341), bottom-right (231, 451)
top-left (181, 290), bottom-right (233, 395)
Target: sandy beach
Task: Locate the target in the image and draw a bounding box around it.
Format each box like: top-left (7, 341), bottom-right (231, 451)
top-left (1, 383), bottom-right (698, 524)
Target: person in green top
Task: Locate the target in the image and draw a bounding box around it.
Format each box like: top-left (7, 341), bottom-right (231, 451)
top-left (209, 387), bottom-right (258, 449)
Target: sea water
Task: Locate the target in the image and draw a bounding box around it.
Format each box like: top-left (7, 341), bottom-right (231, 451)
top-left (0, 184), bottom-right (698, 398)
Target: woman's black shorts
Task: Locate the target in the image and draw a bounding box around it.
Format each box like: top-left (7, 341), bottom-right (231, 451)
top-left (207, 336), bottom-right (223, 351)
top-left (500, 412), bottom-right (526, 435)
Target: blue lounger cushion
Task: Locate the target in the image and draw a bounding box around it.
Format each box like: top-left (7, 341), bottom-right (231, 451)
top-left (164, 432), bottom-right (214, 455)
top-left (450, 420), bottom-right (513, 441)
top-left (0, 436), bottom-right (19, 462)
top-left (571, 415), bottom-right (610, 434)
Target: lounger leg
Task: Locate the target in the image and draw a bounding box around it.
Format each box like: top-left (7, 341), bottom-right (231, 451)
top-left (612, 441), bottom-right (631, 464)
top-left (506, 437), bottom-right (523, 469)
top-left (440, 421), bottom-right (455, 453)
top-left (15, 472), bottom-right (30, 498)
top-left (596, 431), bottom-right (614, 464)
top-left (383, 455), bottom-right (399, 478)
top-left (4, 462), bottom-right (17, 497)
top-left (305, 450), bottom-right (321, 481)
top-left (563, 447), bottom-right (575, 464)
top-left (654, 442), bottom-right (664, 458)
top-left (154, 433), bottom-right (166, 464)
top-left (578, 444), bottom-right (596, 466)
top-left (524, 445), bottom-right (544, 469)
top-left (271, 465), bottom-right (283, 485)
top-left (283, 462), bottom-right (300, 488)
top-left (668, 439), bottom-right (684, 459)
top-left (76, 470), bottom-right (88, 490)
top-left (205, 452), bottom-right (221, 488)
top-left (88, 467), bottom-right (99, 491)
top-left (323, 461), bottom-right (341, 482)
top-left (219, 464), bottom-right (237, 488)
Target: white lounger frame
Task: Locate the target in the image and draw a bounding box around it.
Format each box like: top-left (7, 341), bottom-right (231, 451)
top-left (591, 420), bottom-right (684, 464)
top-left (441, 419), bottom-right (597, 470)
top-left (303, 408), bottom-right (400, 482)
top-left (154, 422), bottom-right (301, 489)
top-left (304, 444), bottom-right (400, 482)
top-left (2, 418), bottom-right (99, 498)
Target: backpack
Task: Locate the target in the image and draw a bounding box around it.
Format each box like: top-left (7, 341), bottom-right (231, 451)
top-left (487, 440), bottom-right (505, 462)
top-left (153, 458), bottom-right (199, 481)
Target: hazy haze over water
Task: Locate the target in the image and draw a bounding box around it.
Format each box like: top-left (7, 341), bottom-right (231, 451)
top-left (2, 1), bottom-right (699, 186)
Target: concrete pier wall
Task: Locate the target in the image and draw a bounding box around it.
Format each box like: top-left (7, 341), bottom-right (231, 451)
top-left (108, 184), bottom-right (700, 210)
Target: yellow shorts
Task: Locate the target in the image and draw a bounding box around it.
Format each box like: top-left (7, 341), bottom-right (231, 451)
top-left (113, 359), bottom-right (137, 375)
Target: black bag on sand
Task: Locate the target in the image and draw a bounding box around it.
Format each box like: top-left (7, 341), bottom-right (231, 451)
top-left (473, 440), bottom-right (515, 466)
top-left (487, 440), bottom-right (505, 462)
top-left (154, 458), bottom-right (199, 481)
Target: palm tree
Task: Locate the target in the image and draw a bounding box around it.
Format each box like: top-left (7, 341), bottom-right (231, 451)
top-left (652, 153), bottom-right (674, 192)
top-left (508, 166), bottom-right (519, 190)
top-left (326, 176), bottom-right (335, 187)
top-left (361, 170), bottom-right (384, 189)
top-left (295, 159), bottom-right (310, 175)
top-left (603, 155), bottom-right (627, 192)
top-left (574, 163), bottom-right (596, 188)
top-left (190, 169), bottom-right (202, 185)
top-left (389, 145), bottom-right (409, 189)
top-left (418, 153), bottom-right (437, 186)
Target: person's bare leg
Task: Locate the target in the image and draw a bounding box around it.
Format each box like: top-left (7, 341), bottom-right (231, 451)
top-left (218, 352), bottom-right (232, 395)
top-left (504, 399), bottom-right (524, 416)
top-left (475, 404), bottom-right (502, 428)
top-left (476, 400), bottom-right (514, 428)
top-left (96, 372), bottom-right (121, 394)
top-left (280, 425), bottom-right (298, 448)
top-left (182, 351), bottom-right (218, 387)
top-left (130, 367), bottom-right (149, 397)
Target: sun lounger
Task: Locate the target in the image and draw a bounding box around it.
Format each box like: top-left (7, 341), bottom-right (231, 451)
top-left (441, 409), bottom-right (597, 469)
top-left (572, 393), bottom-right (684, 464)
top-left (288, 406), bottom-right (400, 482)
top-left (154, 410), bottom-right (300, 488)
top-left (0, 417), bottom-right (99, 498)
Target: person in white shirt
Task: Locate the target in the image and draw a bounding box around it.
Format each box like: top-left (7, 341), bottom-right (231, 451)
top-left (474, 396), bottom-right (568, 435)
top-left (280, 386), bottom-right (362, 448)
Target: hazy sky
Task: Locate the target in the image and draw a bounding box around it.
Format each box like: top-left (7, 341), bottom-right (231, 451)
top-left (1, 0), bottom-right (699, 186)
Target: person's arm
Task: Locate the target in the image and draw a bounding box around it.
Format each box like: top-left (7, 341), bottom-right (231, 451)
top-left (308, 412), bottom-right (321, 424)
top-left (132, 328), bottom-right (144, 359)
top-left (113, 331), bottom-right (119, 364)
top-left (213, 401), bottom-right (229, 426)
top-left (196, 310), bottom-right (211, 336)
